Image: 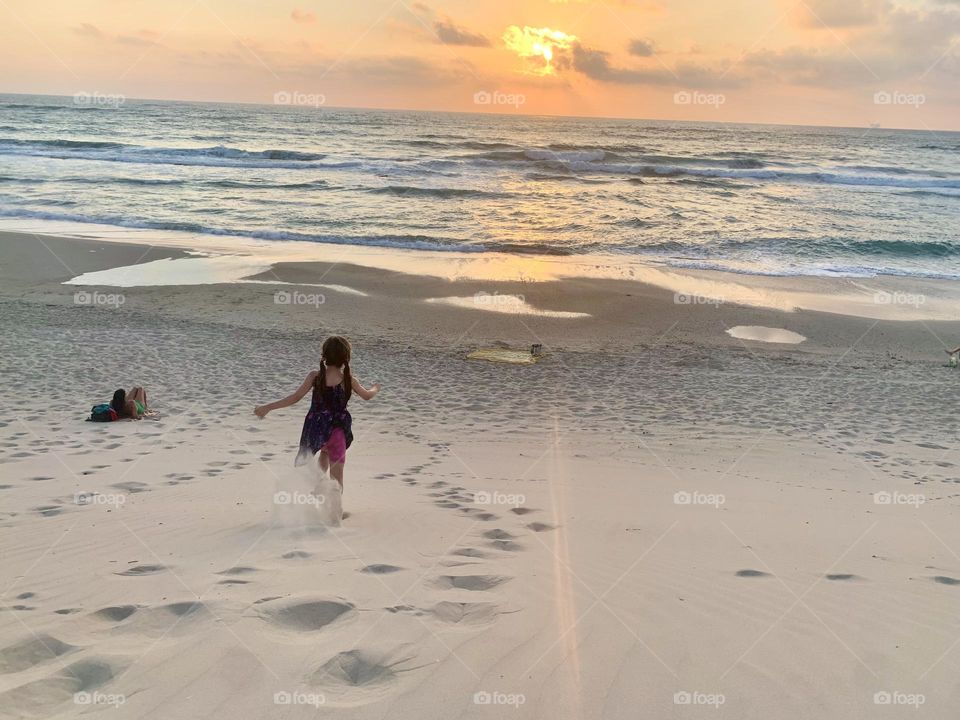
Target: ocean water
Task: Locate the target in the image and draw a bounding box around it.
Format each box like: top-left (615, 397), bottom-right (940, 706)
top-left (1, 93), bottom-right (958, 278)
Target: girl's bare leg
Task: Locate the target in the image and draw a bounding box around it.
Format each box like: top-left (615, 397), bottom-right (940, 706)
top-left (330, 463), bottom-right (344, 491)
top-left (311, 450), bottom-right (330, 495)
top-left (129, 387), bottom-right (147, 409)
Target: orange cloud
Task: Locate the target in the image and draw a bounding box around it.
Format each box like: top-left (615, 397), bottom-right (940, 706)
top-left (502, 26), bottom-right (578, 75)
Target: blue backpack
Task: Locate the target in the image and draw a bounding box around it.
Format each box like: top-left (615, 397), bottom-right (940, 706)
top-left (89, 403), bottom-right (118, 422)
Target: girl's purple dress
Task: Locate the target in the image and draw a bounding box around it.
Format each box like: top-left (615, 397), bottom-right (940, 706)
top-left (295, 382), bottom-right (353, 465)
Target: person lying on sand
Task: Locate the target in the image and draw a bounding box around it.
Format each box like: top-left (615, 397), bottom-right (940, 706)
top-left (111, 386), bottom-right (150, 420)
top-left (254, 335), bottom-right (380, 492)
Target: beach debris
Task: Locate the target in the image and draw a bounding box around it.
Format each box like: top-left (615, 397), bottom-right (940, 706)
top-left (726, 326), bottom-right (806, 344)
top-left (466, 348), bottom-right (539, 365)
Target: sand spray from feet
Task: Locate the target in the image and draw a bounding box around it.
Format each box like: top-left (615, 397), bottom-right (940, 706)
top-left (273, 452), bottom-right (343, 528)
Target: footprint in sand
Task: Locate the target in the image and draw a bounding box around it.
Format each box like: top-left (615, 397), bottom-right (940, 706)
top-left (259, 598), bottom-right (355, 632)
top-left (217, 566), bottom-right (259, 576)
top-left (488, 540), bottom-right (524, 552)
top-left (114, 564), bottom-right (166, 576)
top-left (111, 481), bottom-right (148, 493)
top-left (92, 605), bottom-right (139, 623)
top-left (0, 657), bottom-right (123, 714)
top-left (54, 608), bottom-right (81, 615)
top-left (282, 550), bottom-right (312, 560)
top-left (932, 576), bottom-right (960, 586)
top-left (483, 529), bottom-right (515, 540)
top-left (0, 634), bottom-right (78, 673)
top-left (309, 649), bottom-right (416, 702)
top-left (429, 601), bottom-right (503, 627)
top-left (432, 575), bottom-right (511, 591)
top-left (526, 522), bottom-right (556, 532)
top-left (359, 564), bottom-right (403, 574)
top-left (451, 548), bottom-right (489, 559)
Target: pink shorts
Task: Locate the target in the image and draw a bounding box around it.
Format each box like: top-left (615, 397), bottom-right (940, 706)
top-left (322, 428), bottom-right (347, 464)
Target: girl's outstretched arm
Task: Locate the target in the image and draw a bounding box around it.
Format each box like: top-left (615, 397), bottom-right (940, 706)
top-left (351, 376), bottom-right (381, 401)
top-left (254, 371), bottom-right (317, 418)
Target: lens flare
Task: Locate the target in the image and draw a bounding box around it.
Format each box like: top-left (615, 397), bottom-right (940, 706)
top-left (503, 26), bottom-right (577, 75)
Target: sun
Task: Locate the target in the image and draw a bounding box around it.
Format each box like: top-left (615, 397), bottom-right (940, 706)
top-left (503, 26), bottom-right (578, 75)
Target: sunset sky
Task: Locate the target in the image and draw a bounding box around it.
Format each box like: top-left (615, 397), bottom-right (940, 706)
top-left (2, 0), bottom-right (959, 129)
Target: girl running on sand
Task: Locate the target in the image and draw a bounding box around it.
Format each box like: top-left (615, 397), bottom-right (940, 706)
top-left (254, 336), bottom-right (380, 490)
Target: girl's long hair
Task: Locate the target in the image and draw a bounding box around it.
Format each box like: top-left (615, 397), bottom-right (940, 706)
top-left (110, 388), bottom-right (126, 415)
top-left (315, 336), bottom-right (352, 404)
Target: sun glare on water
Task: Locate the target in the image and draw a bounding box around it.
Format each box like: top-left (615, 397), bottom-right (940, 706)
top-left (502, 26), bottom-right (578, 75)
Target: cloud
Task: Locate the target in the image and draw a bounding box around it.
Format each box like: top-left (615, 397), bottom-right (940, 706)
top-left (750, 3), bottom-right (960, 86)
top-left (503, 26), bottom-right (578, 74)
top-left (73, 23), bottom-right (104, 38)
top-left (568, 44), bottom-right (741, 88)
top-left (117, 29), bottom-right (160, 47)
top-left (628, 38), bottom-right (655, 56)
top-left (793, 0), bottom-right (887, 28)
top-left (433, 19), bottom-right (490, 47)
top-left (883, 5), bottom-right (960, 52)
top-left (288, 55), bottom-right (475, 86)
top-left (744, 47), bottom-right (882, 86)
top-left (291, 8), bottom-right (316, 24)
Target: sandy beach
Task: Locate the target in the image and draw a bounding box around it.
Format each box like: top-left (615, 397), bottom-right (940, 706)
top-left (1, 229), bottom-right (959, 719)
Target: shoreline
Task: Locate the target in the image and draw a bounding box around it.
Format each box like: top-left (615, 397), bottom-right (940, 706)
top-left (2, 228), bottom-right (959, 362)
top-left (2, 224), bottom-right (959, 327)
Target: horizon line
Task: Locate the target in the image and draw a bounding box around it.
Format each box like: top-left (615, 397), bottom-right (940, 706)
top-left (2, 90), bottom-right (958, 135)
